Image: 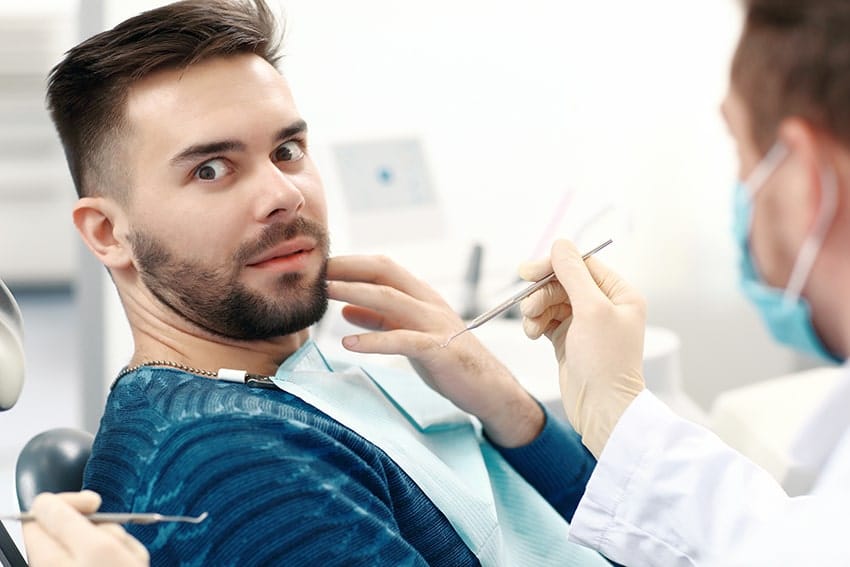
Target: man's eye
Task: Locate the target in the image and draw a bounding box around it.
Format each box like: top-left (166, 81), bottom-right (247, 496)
top-left (194, 158), bottom-right (229, 181)
top-left (273, 140), bottom-right (305, 162)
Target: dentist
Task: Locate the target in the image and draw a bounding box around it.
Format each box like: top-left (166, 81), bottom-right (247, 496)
top-left (516, 0), bottom-right (850, 564)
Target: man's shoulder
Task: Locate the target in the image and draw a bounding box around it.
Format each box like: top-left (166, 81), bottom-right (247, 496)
top-left (87, 365), bottom-right (477, 566)
top-left (106, 365), bottom-right (327, 423)
top-left (95, 366), bottom-right (387, 464)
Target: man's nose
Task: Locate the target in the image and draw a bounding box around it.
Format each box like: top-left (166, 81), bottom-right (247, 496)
top-left (252, 161), bottom-right (306, 222)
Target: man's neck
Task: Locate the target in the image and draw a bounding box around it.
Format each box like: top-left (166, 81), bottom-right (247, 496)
top-left (116, 281), bottom-right (316, 377)
top-left (129, 322), bottom-right (311, 378)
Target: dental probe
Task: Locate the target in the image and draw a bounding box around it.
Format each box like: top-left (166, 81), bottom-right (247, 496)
top-left (440, 238), bottom-right (613, 348)
top-left (1, 511), bottom-right (209, 525)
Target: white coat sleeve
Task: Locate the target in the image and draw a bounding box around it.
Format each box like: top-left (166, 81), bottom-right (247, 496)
top-left (568, 389), bottom-right (850, 567)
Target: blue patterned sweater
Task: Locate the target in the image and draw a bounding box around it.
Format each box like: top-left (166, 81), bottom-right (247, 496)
top-left (83, 366), bottom-right (597, 566)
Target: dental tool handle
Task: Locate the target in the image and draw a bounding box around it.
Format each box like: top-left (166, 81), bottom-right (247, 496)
top-left (465, 272), bottom-right (558, 331)
top-left (2, 511), bottom-right (209, 525)
top-left (464, 238), bottom-right (613, 332)
top-left (440, 238), bottom-right (613, 348)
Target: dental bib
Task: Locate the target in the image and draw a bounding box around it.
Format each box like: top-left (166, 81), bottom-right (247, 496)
top-left (273, 340), bottom-right (607, 566)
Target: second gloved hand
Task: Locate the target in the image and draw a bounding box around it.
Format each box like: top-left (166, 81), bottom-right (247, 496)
top-left (519, 239), bottom-right (646, 458)
top-left (23, 491), bottom-right (150, 567)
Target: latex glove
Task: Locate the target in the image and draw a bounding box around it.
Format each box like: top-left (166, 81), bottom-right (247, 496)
top-left (519, 240), bottom-right (645, 457)
top-left (326, 254), bottom-right (543, 447)
top-left (23, 491), bottom-right (150, 567)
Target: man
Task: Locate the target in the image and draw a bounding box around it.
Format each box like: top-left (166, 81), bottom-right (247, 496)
top-left (435, 0), bottom-right (850, 564)
top-left (47, 0), bottom-right (600, 564)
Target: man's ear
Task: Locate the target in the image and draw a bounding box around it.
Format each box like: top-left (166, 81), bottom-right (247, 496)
top-left (72, 197), bottom-right (134, 269)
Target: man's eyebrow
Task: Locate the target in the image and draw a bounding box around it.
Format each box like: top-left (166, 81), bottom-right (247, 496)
top-left (273, 119), bottom-right (308, 142)
top-left (170, 140), bottom-right (246, 167)
top-left (169, 120), bottom-right (309, 167)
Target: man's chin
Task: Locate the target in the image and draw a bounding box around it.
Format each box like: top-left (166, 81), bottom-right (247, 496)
top-left (243, 283), bottom-right (328, 334)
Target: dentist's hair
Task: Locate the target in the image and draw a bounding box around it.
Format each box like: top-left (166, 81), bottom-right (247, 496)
top-left (732, 0), bottom-right (850, 153)
top-left (46, 0), bottom-right (283, 201)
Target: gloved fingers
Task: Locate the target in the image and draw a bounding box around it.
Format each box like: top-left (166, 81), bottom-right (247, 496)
top-left (23, 490), bottom-right (109, 565)
top-left (25, 494), bottom-right (150, 566)
top-left (56, 490), bottom-right (102, 513)
top-left (25, 491), bottom-right (102, 558)
top-left (522, 303), bottom-right (572, 340)
top-left (99, 523), bottom-right (133, 543)
top-left (549, 240), bottom-right (615, 315)
top-left (21, 522), bottom-right (70, 566)
top-left (542, 316), bottom-right (569, 344)
top-left (127, 534), bottom-right (152, 562)
top-left (519, 281), bottom-right (569, 319)
top-left (517, 256), bottom-right (553, 282)
top-left (522, 316), bottom-right (545, 340)
top-left (584, 256), bottom-right (645, 309)
top-left (99, 523), bottom-right (150, 561)
top-left (524, 316), bottom-right (565, 342)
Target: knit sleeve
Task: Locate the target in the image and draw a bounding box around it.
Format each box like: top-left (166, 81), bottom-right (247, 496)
top-left (493, 406), bottom-right (597, 522)
top-left (111, 414), bottom-right (432, 567)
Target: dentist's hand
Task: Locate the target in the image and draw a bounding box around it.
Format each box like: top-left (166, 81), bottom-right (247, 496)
top-left (519, 240), bottom-right (646, 458)
top-left (23, 491), bottom-right (150, 567)
top-left (326, 255), bottom-right (544, 448)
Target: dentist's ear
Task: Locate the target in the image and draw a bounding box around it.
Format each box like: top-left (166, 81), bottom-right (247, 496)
top-left (72, 197), bottom-right (134, 270)
top-left (777, 117), bottom-right (828, 208)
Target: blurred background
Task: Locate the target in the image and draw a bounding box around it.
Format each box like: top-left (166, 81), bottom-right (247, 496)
top-left (1, 0), bottom-right (824, 553)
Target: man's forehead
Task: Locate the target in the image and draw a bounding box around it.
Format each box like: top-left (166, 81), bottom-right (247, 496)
top-left (128, 53), bottom-right (289, 101)
top-left (124, 54), bottom-right (296, 149)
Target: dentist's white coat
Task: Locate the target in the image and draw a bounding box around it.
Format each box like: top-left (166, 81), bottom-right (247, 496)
top-left (568, 366), bottom-right (850, 567)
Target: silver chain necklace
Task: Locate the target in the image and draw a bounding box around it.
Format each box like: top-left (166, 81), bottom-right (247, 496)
top-left (112, 361), bottom-right (276, 390)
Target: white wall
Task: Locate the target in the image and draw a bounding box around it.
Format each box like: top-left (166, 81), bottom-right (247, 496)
top-left (84, 0), bottom-right (812, 407)
top-left (0, 1), bottom-right (79, 286)
top-left (273, 0), bottom-right (807, 407)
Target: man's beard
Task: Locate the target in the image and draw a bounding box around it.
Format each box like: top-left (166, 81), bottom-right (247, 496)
top-left (129, 218), bottom-right (330, 341)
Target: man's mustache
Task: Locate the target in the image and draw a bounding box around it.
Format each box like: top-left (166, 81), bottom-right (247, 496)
top-left (235, 217), bottom-right (329, 264)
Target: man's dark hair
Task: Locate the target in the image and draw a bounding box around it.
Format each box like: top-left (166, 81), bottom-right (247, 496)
top-left (46, 0), bottom-right (282, 200)
top-left (732, 0), bottom-right (850, 152)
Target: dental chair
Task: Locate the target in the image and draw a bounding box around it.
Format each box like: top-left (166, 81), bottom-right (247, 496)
top-left (0, 278), bottom-right (28, 565)
top-left (0, 513), bottom-right (25, 566)
top-left (0, 278), bottom-right (94, 566)
top-left (15, 427), bottom-right (94, 511)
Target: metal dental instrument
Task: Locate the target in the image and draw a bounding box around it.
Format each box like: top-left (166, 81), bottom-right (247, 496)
top-left (440, 238), bottom-right (613, 348)
top-left (1, 511), bottom-right (209, 525)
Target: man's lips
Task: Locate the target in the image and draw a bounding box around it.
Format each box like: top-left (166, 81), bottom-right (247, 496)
top-left (246, 237), bottom-right (317, 268)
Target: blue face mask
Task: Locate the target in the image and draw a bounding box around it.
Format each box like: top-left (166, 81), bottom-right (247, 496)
top-left (732, 144), bottom-right (842, 363)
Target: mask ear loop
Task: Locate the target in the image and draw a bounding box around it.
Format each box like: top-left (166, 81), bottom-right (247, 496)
top-left (745, 143), bottom-right (791, 199)
top-left (741, 143), bottom-right (789, 269)
top-left (782, 164), bottom-right (839, 307)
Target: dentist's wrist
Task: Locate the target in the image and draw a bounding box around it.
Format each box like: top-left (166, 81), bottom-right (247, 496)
top-left (578, 381), bottom-right (644, 458)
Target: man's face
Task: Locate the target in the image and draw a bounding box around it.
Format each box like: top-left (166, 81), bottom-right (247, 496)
top-left (120, 54), bottom-right (330, 340)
